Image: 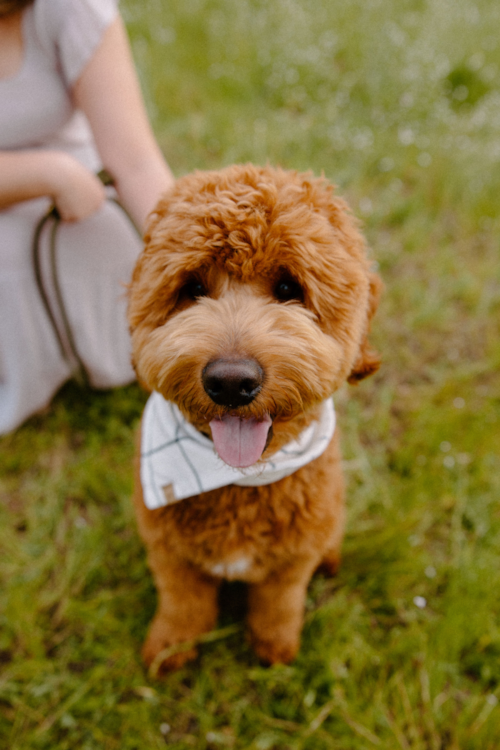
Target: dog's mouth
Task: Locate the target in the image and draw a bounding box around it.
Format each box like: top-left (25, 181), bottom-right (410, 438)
top-left (209, 414), bottom-right (273, 468)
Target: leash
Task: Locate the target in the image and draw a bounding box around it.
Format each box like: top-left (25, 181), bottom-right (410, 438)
top-left (32, 169), bottom-right (139, 387)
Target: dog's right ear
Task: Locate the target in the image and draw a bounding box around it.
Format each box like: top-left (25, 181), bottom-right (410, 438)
top-left (347, 271), bottom-right (382, 384)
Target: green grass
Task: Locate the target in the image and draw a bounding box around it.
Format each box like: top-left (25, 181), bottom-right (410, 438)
top-left (2, 0), bottom-right (500, 747)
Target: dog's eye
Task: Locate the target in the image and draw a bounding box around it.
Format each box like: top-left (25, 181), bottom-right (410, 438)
top-left (183, 280), bottom-right (208, 300)
top-left (273, 277), bottom-right (303, 303)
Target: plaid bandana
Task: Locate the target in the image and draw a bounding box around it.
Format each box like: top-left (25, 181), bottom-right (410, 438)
top-left (140, 391), bottom-right (336, 510)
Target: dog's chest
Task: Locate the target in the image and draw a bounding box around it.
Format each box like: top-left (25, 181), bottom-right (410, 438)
top-left (166, 478), bottom-right (321, 582)
top-left (207, 556), bottom-right (253, 580)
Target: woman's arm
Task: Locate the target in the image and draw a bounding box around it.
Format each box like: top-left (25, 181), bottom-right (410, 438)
top-left (0, 150), bottom-right (106, 220)
top-left (72, 15), bottom-right (175, 232)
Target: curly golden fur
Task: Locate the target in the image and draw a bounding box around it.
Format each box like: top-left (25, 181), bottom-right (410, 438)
top-left (128, 164), bottom-right (381, 671)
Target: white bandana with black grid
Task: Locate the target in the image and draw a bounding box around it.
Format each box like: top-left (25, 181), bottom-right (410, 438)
top-left (140, 391), bottom-right (336, 509)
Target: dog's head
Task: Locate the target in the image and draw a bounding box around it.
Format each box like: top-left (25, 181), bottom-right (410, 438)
top-left (129, 165), bottom-right (381, 467)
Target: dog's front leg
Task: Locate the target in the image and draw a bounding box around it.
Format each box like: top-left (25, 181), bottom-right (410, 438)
top-left (143, 547), bottom-right (220, 672)
top-left (247, 559), bottom-right (317, 665)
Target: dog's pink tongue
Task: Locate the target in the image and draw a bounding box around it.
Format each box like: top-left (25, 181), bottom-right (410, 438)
top-left (209, 414), bottom-right (272, 468)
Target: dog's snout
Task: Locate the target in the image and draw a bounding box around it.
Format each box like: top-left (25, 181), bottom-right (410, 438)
top-left (202, 359), bottom-right (264, 407)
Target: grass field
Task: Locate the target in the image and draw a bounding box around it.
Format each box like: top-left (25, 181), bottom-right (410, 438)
top-left (1, 0), bottom-right (500, 747)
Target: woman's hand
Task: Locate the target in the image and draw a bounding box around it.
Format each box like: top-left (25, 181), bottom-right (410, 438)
top-left (48, 153), bottom-right (106, 221)
top-left (0, 150), bottom-right (106, 221)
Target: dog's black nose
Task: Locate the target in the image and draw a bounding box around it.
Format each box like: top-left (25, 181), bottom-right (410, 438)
top-left (202, 359), bottom-right (264, 408)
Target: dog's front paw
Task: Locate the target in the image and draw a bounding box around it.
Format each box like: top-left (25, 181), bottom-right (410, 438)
top-left (249, 632), bottom-right (300, 665)
top-left (142, 618), bottom-right (198, 674)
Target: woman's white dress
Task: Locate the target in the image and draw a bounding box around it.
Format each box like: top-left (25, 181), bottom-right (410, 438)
top-left (0, 0), bottom-right (141, 434)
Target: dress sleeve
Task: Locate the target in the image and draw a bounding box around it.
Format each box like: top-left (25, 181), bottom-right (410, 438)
top-left (35, 0), bottom-right (119, 86)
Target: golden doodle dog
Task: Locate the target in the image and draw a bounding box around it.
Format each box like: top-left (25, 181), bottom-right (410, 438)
top-left (128, 164), bottom-right (381, 672)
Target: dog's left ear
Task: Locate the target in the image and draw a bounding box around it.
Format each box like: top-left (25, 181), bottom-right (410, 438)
top-left (347, 271), bottom-right (383, 384)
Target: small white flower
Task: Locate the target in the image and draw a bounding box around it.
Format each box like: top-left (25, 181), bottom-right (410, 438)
top-left (379, 157), bottom-right (395, 172)
top-left (413, 596), bottom-right (427, 609)
top-left (398, 127), bottom-right (415, 146)
top-left (417, 152), bottom-right (432, 167)
top-left (425, 566), bottom-right (437, 579)
top-left (400, 92), bottom-right (414, 108)
top-left (440, 441), bottom-right (451, 452)
top-left (453, 85), bottom-right (469, 102)
top-left (359, 197), bottom-right (373, 215)
top-left (390, 178), bottom-right (403, 192)
top-left (487, 694), bottom-right (498, 707)
top-left (468, 52), bottom-right (485, 71)
top-left (443, 456), bottom-right (455, 469)
top-left (453, 397), bottom-right (465, 409)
